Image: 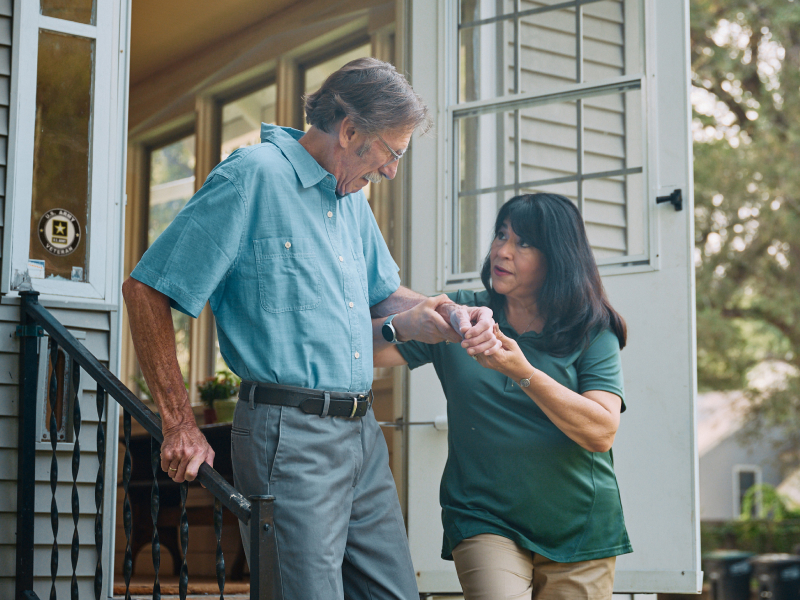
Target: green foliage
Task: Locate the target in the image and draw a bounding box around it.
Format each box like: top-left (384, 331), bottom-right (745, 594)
top-left (740, 483), bottom-right (800, 521)
top-left (702, 519), bottom-right (800, 554)
top-left (197, 370), bottom-right (241, 407)
top-left (692, 0), bottom-right (800, 465)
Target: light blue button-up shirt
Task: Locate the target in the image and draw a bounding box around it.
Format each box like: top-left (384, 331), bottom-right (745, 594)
top-left (131, 125), bottom-right (400, 392)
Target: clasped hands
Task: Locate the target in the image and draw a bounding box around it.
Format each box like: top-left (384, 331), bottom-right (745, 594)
top-left (391, 295), bottom-right (502, 356)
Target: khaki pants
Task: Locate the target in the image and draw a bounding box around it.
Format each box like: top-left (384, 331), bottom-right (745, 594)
top-left (452, 534), bottom-right (616, 600)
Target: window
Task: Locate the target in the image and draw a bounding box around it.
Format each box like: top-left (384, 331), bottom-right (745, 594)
top-left (148, 135), bottom-right (196, 381)
top-left (221, 83), bottom-right (277, 161)
top-left (3, 0), bottom-right (124, 300)
top-left (446, 0), bottom-right (647, 286)
top-left (734, 465), bottom-right (762, 519)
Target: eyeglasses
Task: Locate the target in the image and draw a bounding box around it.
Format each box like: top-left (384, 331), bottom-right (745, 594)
top-left (375, 133), bottom-right (405, 166)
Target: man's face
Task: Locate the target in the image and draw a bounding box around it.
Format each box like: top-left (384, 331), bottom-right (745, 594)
top-left (333, 122), bottom-right (413, 196)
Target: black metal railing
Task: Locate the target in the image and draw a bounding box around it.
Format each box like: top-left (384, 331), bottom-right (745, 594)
top-left (14, 290), bottom-right (282, 600)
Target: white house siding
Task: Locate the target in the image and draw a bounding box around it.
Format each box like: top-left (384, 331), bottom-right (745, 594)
top-left (0, 0), bottom-right (10, 259)
top-left (0, 302), bottom-right (118, 600)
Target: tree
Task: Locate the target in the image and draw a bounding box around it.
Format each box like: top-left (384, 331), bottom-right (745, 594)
top-left (691, 1), bottom-right (800, 468)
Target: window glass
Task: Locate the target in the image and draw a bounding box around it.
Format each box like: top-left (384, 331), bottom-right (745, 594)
top-left (29, 31), bottom-right (94, 283)
top-left (737, 470), bottom-right (757, 518)
top-left (453, 87), bottom-right (643, 276)
top-left (149, 135), bottom-right (196, 379)
top-left (221, 84), bottom-right (277, 161)
top-left (40, 0), bottom-right (96, 26)
top-left (458, 0), bottom-right (642, 103)
top-left (149, 136), bottom-right (196, 246)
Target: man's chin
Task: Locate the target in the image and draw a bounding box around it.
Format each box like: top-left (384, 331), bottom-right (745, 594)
top-left (337, 181), bottom-right (367, 196)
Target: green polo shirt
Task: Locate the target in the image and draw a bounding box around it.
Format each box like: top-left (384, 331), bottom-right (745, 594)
top-left (398, 289), bottom-right (632, 563)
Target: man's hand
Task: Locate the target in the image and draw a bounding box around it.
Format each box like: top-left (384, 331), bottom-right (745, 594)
top-left (160, 420), bottom-right (215, 483)
top-left (392, 296), bottom-right (501, 354)
top-left (391, 295), bottom-right (463, 344)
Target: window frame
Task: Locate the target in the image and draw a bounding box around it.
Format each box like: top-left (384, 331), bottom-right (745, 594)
top-left (733, 464), bottom-right (762, 519)
top-left (2, 0), bottom-right (126, 303)
top-left (439, 0), bottom-right (660, 291)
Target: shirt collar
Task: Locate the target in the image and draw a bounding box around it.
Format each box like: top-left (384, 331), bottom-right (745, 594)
top-left (260, 123), bottom-right (332, 189)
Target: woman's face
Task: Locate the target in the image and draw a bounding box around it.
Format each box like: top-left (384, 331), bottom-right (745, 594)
top-left (489, 219), bottom-right (547, 301)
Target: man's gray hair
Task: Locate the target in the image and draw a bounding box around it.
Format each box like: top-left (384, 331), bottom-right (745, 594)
top-left (304, 57), bottom-right (432, 136)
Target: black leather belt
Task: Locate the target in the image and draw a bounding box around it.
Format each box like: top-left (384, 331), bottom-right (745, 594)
top-left (239, 381), bottom-right (372, 418)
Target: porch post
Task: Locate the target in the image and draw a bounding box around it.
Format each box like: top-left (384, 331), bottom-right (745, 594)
top-left (15, 291), bottom-right (42, 600)
top-left (249, 495), bottom-right (282, 600)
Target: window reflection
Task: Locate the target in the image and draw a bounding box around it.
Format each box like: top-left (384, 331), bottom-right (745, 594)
top-left (221, 84), bottom-right (276, 161)
top-left (149, 135), bottom-right (196, 379)
top-left (41, 0), bottom-right (96, 26)
top-left (29, 31), bottom-right (94, 282)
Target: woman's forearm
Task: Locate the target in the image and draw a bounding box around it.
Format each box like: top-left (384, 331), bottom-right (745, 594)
top-left (504, 361), bottom-right (620, 452)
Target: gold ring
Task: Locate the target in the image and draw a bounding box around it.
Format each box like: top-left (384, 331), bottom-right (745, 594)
top-left (168, 467), bottom-right (177, 472)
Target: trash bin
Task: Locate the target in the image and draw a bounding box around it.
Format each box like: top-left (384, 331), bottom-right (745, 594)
top-left (703, 550), bottom-right (754, 600)
top-left (751, 554), bottom-right (800, 600)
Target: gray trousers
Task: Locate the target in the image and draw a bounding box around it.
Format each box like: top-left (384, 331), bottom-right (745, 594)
top-left (231, 399), bottom-right (419, 600)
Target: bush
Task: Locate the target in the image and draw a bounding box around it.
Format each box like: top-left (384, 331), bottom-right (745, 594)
top-left (702, 520), bottom-right (800, 554)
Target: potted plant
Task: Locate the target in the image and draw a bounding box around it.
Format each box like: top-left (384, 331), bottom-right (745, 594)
top-left (197, 370), bottom-right (241, 424)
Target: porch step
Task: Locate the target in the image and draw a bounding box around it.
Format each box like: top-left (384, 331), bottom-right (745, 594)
top-left (113, 579), bottom-right (249, 597)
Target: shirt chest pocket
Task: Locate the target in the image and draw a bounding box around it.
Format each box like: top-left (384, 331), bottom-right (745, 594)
top-left (350, 237), bottom-right (370, 304)
top-left (253, 237), bottom-right (321, 313)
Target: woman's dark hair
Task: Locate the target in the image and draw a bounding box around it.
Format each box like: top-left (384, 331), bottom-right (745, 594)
top-left (480, 193), bottom-right (627, 356)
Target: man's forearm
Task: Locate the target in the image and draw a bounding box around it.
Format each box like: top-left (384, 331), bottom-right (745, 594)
top-left (370, 286), bottom-right (426, 318)
top-left (122, 278), bottom-right (194, 429)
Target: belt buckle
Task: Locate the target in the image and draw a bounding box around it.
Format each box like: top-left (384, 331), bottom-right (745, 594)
top-left (349, 397), bottom-right (359, 418)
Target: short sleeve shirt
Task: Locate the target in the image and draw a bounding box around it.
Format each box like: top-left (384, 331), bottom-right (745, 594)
top-left (130, 125), bottom-right (400, 392)
top-left (398, 290), bottom-right (632, 563)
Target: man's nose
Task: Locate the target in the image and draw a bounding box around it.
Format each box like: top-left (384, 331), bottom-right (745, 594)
top-left (379, 161), bottom-right (399, 180)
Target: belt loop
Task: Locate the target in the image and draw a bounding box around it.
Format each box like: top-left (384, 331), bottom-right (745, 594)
top-left (320, 391), bottom-right (331, 418)
top-left (248, 382), bottom-right (256, 410)
top-left (368, 389), bottom-right (374, 409)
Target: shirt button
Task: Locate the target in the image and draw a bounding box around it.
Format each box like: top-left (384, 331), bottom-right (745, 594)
top-left (354, 352), bottom-right (360, 359)
top-left (339, 256), bottom-right (344, 262)
top-left (327, 211), bottom-right (333, 218)
top-left (349, 302), bottom-right (354, 308)
top-left (284, 241), bottom-right (291, 249)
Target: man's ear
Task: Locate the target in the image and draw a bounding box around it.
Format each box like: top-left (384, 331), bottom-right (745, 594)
top-left (337, 116), bottom-right (358, 149)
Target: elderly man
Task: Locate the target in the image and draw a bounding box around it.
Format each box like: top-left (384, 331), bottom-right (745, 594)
top-left (123, 58), bottom-right (499, 599)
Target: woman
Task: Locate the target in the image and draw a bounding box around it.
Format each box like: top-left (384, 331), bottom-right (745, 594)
top-left (375, 193), bottom-right (632, 600)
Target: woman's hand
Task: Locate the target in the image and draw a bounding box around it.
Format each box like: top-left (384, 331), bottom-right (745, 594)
top-left (473, 324), bottom-right (533, 381)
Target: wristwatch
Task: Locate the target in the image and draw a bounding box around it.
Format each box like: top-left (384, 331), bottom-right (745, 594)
top-left (381, 314), bottom-right (404, 345)
top-left (519, 369), bottom-right (536, 388)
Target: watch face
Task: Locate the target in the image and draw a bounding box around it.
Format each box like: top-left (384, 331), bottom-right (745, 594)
top-left (520, 378), bottom-right (531, 388)
top-left (382, 323), bottom-right (395, 343)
